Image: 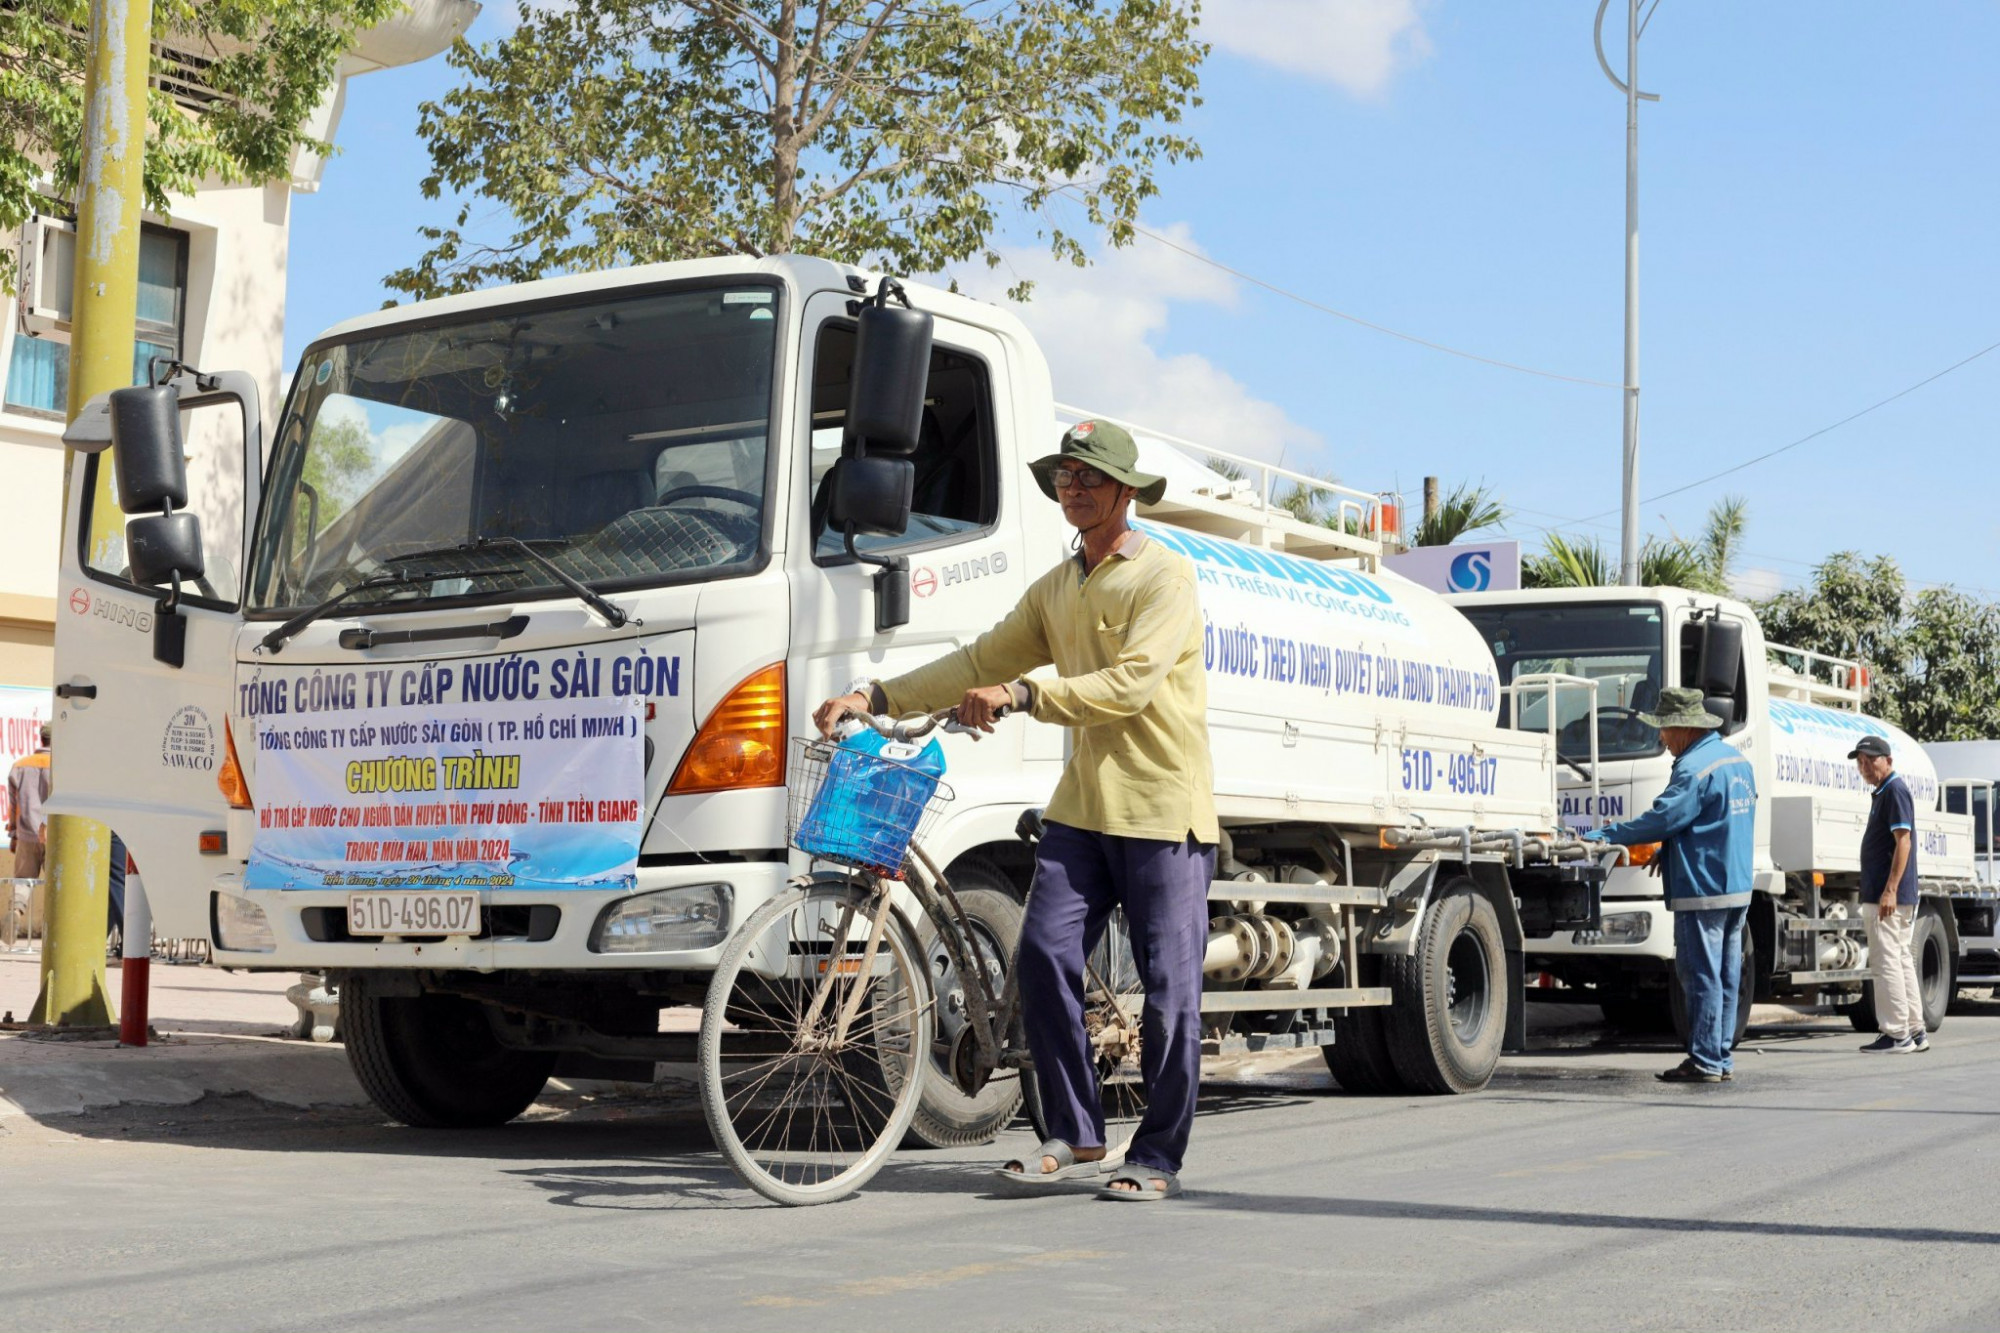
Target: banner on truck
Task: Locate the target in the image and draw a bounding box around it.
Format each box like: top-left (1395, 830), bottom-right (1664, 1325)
top-left (0, 684), bottom-right (52, 849)
top-left (245, 693), bottom-right (644, 893)
top-left (1384, 541), bottom-right (1521, 595)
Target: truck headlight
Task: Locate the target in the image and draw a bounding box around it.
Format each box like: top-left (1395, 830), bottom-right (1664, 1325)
top-left (591, 884), bottom-right (731, 953)
top-left (1574, 910), bottom-right (1651, 946)
top-left (213, 893), bottom-right (276, 953)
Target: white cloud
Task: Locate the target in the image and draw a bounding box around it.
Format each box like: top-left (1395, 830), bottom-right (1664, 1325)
top-left (1202, 0), bottom-right (1433, 98)
top-left (1731, 567), bottom-right (1786, 602)
top-left (952, 226), bottom-right (1319, 466)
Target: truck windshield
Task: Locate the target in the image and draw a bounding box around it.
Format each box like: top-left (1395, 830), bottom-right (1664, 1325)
top-left (1460, 602), bottom-right (1666, 760)
top-left (248, 284), bottom-right (779, 614)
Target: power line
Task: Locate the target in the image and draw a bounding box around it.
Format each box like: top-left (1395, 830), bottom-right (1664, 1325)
top-left (1127, 222), bottom-right (1623, 390)
top-left (1576, 334), bottom-right (2000, 519)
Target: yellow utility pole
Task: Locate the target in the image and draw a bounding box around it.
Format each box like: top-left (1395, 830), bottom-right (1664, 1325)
top-left (30, 0), bottom-right (155, 1027)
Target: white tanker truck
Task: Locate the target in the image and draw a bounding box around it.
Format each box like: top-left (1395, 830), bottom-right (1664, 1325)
top-left (1449, 586), bottom-right (1984, 1042)
top-left (48, 256), bottom-right (1609, 1142)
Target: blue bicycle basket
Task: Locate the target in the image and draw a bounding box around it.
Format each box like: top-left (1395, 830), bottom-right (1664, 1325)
top-left (789, 732), bottom-right (952, 878)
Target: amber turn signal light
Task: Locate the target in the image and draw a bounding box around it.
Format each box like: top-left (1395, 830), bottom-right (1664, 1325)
top-left (218, 716), bottom-right (253, 810)
top-left (667, 662), bottom-right (786, 795)
top-left (1625, 841), bottom-right (1660, 867)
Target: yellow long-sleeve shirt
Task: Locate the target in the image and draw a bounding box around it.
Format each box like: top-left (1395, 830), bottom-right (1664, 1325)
top-left (880, 533), bottom-right (1218, 844)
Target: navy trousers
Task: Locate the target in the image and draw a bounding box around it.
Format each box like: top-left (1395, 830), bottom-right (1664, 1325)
top-left (1019, 820), bottom-right (1215, 1175)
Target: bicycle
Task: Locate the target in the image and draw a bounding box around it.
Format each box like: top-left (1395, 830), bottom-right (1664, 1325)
top-left (697, 706), bottom-right (1148, 1206)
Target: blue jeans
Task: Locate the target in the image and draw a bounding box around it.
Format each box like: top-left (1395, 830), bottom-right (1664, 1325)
top-left (1019, 821), bottom-right (1214, 1175)
top-left (1674, 905), bottom-right (1748, 1074)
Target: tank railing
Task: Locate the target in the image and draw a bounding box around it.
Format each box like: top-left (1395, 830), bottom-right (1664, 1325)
top-left (1501, 672), bottom-right (1602, 830)
top-left (1053, 403), bottom-right (1400, 554)
top-left (1766, 640), bottom-right (1872, 707)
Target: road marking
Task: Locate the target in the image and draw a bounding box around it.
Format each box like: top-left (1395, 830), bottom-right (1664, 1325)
top-left (746, 1249), bottom-right (1112, 1307)
top-left (1497, 1148), bottom-right (1668, 1179)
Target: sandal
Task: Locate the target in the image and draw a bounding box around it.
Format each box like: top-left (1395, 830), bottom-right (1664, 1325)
top-left (995, 1139), bottom-right (1110, 1187)
top-left (1098, 1165), bottom-right (1182, 1201)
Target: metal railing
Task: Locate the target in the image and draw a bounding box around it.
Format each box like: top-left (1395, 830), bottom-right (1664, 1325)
top-left (1766, 640), bottom-right (1872, 707)
top-left (1501, 672), bottom-right (1604, 829)
top-left (1053, 402), bottom-right (1401, 549)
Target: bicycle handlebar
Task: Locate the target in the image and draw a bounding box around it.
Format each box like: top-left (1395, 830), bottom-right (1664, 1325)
top-left (839, 703), bottom-right (1011, 743)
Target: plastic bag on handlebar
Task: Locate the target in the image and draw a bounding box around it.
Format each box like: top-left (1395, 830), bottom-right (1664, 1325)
top-left (795, 730), bottom-right (947, 874)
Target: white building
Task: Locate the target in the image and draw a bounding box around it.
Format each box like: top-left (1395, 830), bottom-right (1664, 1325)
top-left (0, 0), bottom-right (478, 811)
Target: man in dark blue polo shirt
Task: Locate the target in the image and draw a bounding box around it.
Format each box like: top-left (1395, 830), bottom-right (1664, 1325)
top-left (1853, 734), bottom-right (1926, 1054)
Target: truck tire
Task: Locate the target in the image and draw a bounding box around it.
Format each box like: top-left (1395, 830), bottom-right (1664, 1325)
top-left (1381, 884), bottom-right (1507, 1095)
top-left (905, 860), bottom-right (1027, 1149)
top-left (1846, 908), bottom-right (1953, 1034)
top-left (343, 976), bottom-right (555, 1128)
top-left (1669, 925), bottom-right (1754, 1052)
top-left (1323, 1006), bottom-right (1404, 1094)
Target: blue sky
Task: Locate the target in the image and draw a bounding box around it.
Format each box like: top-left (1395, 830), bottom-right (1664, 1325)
top-left (287, 0), bottom-right (2000, 599)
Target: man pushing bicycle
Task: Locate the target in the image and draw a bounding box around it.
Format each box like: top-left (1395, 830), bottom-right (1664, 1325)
top-left (814, 420), bottom-right (1216, 1201)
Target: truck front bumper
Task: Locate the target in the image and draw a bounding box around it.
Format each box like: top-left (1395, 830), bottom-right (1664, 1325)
top-left (1525, 898), bottom-right (1677, 966)
top-left (207, 861), bottom-right (794, 972)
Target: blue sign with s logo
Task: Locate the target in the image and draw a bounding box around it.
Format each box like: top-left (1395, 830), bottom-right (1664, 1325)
top-left (1448, 550), bottom-right (1493, 593)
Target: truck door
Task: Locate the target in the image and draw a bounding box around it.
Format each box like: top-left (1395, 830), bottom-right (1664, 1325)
top-left (49, 382), bottom-right (260, 938)
top-left (788, 291), bottom-right (1042, 813)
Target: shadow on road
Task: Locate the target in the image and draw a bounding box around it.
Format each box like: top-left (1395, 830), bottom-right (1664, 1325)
top-left (1177, 1190), bottom-right (2000, 1246)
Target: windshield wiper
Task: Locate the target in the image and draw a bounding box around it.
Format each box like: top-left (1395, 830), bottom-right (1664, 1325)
top-left (470, 536), bottom-right (630, 629)
top-left (258, 567), bottom-right (515, 654)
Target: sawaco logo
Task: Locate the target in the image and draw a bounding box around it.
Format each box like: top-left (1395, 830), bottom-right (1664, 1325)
top-left (1448, 550), bottom-right (1494, 593)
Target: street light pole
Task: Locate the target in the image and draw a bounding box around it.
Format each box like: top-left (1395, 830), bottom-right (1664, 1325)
top-left (1595, 0), bottom-right (1659, 587)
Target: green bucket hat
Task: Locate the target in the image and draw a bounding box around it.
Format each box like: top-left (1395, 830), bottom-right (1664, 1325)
top-left (1029, 420), bottom-right (1168, 506)
top-left (1638, 686), bottom-right (1724, 731)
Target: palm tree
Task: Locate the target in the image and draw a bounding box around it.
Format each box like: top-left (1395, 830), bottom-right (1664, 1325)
top-left (1699, 495), bottom-right (1748, 589)
top-left (1522, 533), bottom-right (1616, 588)
top-left (1414, 482), bottom-right (1507, 547)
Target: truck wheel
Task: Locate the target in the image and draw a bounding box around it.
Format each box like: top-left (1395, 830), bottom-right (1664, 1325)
top-left (343, 975), bottom-right (554, 1128)
top-left (1845, 909), bottom-right (1953, 1034)
top-left (1918, 908), bottom-right (1953, 1033)
top-left (1669, 924), bottom-right (1755, 1052)
top-left (905, 860), bottom-right (1026, 1149)
top-left (1322, 951), bottom-right (1404, 1093)
top-left (1381, 884), bottom-right (1507, 1095)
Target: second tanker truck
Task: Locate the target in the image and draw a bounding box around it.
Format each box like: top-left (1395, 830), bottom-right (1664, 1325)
top-left (1450, 585), bottom-right (1984, 1044)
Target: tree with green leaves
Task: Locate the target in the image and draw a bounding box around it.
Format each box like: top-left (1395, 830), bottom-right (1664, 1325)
top-left (1522, 497), bottom-right (1747, 595)
top-left (1, 0), bottom-right (399, 294)
top-left (1413, 481), bottom-right (1505, 548)
top-left (386, 0), bottom-right (1205, 300)
top-left (1755, 550), bottom-right (1908, 697)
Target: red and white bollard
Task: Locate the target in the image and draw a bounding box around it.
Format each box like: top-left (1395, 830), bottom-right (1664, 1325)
top-left (118, 854), bottom-right (149, 1047)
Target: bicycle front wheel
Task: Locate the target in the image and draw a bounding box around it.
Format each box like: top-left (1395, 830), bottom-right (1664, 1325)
top-left (699, 878), bottom-right (933, 1205)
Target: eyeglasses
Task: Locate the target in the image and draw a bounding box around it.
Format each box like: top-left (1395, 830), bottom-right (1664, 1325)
top-left (1049, 466), bottom-right (1113, 490)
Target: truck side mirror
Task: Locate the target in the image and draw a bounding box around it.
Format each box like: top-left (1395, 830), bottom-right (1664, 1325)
top-left (1695, 617), bottom-right (1745, 730)
top-left (108, 383), bottom-right (205, 667)
top-left (1694, 618), bottom-right (1742, 696)
top-left (829, 456), bottom-right (914, 537)
top-left (831, 457), bottom-right (916, 634)
top-left (110, 384), bottom-right (189, 510)
top-left (845, 303), bottom-right (933, 456)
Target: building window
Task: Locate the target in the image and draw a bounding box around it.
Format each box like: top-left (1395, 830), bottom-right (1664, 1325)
top-left (4, 225), bottom-right (188, 419)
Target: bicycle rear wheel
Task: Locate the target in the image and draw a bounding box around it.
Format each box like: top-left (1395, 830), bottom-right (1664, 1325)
top-left (699, 878), bottom-right (932, 1205)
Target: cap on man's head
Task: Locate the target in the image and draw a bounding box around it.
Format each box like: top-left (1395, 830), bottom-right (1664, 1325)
top-left (1847, 734), bottom-right (1893, 760)
top-left (39, 723), bottom-right (51, 747)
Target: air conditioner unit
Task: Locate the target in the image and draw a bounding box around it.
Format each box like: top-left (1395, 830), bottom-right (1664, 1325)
top-left (18, 214), bottom-right (76, 342)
